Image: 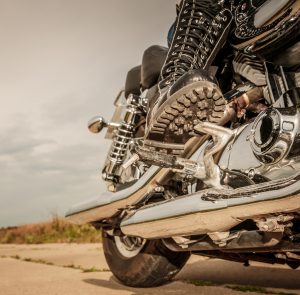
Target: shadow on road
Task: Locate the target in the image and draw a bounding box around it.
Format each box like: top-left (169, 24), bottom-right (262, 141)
top-left (177, 258), bottom-right (300, 290)
top-left (84, 259), bottom-right (300, 294)
top-left (84, 277), bottom-right (189, 295)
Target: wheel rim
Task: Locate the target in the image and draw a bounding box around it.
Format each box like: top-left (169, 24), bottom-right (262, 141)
top-left (114, 235), bottom-right (146, 258)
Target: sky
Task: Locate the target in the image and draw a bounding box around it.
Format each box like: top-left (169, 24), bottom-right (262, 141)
top-left (0, 0), bottom-right (177, 227)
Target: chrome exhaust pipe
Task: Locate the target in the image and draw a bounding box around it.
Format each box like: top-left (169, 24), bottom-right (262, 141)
top-left (66, 136), bottom-right (209, 224)
top-left (66, 166), bottom-right (163, 224)
top-left (121, 173), bottom-right (300, 239)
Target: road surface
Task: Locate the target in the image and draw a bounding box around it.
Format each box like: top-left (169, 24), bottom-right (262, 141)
top-left (0, 244), bottom-right (299, 295)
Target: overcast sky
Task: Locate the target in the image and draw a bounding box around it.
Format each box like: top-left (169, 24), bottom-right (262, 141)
top-left (0, 0), bottom-right (177, 227)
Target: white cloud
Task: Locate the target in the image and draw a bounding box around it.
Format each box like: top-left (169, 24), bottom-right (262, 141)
top-left (0, 0), bottom-right (177, 227)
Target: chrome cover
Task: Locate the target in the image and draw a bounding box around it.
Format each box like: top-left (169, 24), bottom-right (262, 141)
top-left (250, 107), bottom-right (299, 164)
top-left (219, 107), bottom-right (300, 180)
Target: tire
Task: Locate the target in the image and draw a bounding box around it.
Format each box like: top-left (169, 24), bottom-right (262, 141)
top-left (102, 230), bottom-right (190, 287)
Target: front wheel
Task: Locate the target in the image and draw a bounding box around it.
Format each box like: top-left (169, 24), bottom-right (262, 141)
top-left (102, 230), bottom-right (190, 287)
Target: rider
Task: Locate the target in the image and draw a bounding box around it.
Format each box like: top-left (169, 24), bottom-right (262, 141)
top-left (126, 0), bottom-right (300, 156)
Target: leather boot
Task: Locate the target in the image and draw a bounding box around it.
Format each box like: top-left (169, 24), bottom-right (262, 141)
top-left (144, 0), bottom-right (233, 155)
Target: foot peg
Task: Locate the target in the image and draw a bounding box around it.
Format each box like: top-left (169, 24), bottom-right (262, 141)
top-left (138, 122), bottom-right (234, 189)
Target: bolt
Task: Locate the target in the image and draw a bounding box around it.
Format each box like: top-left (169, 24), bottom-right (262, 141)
top-left (248, 169), bottom-right (256, 179)
top-left (154, 186), bottom-right (164, 193)
top-left (108, 184), bottom-right (116, 192)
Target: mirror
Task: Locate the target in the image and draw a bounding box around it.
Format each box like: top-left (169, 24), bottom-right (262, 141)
top-left (88, 116), bottom-right (107, 133)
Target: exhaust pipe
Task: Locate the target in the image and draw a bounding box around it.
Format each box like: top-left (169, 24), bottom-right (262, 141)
top-left (66, 136), bottom-right (208, 224)
top-left (66, 166), bottom-right (163, 224)
top-left (121, 173), bottom-right (300, 239)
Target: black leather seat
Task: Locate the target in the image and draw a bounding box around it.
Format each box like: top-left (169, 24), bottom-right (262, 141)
top-left (124, 45), bottom-right (168, 98)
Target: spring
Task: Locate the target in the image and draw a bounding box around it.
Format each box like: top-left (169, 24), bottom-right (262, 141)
top-left (108, 122), bottom-right (134, 164)
top-left (104, 97), bottom-right (142, 182)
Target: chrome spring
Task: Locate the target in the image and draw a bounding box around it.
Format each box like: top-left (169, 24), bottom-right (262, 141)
top-left (108, 123), bottom-right (134, 164)
top-left (104, 96), bottom-right (142, 182)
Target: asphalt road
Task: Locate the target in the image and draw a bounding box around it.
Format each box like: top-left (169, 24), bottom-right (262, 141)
top-left (0, 244), bottom-right (299, 295)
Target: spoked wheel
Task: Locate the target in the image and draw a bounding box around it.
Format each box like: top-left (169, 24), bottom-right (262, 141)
top-left (102, 230), bottom-right (190, 287)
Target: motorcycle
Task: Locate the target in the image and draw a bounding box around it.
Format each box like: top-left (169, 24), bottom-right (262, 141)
top-left (66, 0), bottom-right (300, 288)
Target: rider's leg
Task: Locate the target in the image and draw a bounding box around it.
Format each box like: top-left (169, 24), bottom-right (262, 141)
top-left (144, 0), bottom-right (233, 153)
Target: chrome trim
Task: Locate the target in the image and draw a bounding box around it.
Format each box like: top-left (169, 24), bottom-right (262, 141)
top-left (195, 122), bottom-right (233, 188)
top-left (254, 0), bottom-right (290, 28)
top-left (174, 122), bottom-right (234, 188)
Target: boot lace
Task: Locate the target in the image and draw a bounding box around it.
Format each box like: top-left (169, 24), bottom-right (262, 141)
top-left (160, 0), bottom-right (230, 88)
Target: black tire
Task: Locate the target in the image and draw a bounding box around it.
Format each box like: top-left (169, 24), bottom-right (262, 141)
top-left (102, 231), bottom-right (190, 287)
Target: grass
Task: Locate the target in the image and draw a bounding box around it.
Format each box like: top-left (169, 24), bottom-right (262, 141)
top-left (184, 279), bottom-right (297, 295)
top-left (62, 264), bottom-right (109, 273)
top-left (226, 285), bottom-right (297, 295)
top-left (23, 257), bottom-right (54, 266)
top-left (183, 279), bottom-right (217, 287)
top-left (0, 216), bottom-right (101, 244)
top-left (82, 266), bottom-right (109, 273)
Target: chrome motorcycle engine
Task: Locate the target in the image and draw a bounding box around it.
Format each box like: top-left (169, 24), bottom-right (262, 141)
top-left (250, 107), bottom-right (300, 164)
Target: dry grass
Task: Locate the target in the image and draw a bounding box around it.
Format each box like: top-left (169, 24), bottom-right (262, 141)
top-left (0, 216), bottom-right (101, 244)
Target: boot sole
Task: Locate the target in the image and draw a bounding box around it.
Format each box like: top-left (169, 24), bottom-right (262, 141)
top-left (144, 81), bottom-right (226, 154)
